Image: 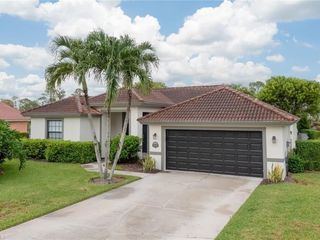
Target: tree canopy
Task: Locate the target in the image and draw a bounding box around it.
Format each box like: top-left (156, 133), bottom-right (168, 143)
top-left (134, 81), bottom-right (166, 90)
top-left (0, 120), bottom-right (25, 171)
top-left (258, 76), bottom-right (320, 118)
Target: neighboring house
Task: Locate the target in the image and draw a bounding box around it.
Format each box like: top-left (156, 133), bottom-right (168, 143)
top-left (0, 102), bottom-right (30, 133)
top-left (23, 85), bottom-right (299, 179)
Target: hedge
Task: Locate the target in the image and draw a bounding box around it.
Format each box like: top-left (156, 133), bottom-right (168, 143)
top-left (301, 129), bottom-right (320, 140)
top-left (288, 154), bottom-right (304, 173)
top-left (110, 135), bottom-right (141, 163)
top-left (45, 141), bottom-right (95, 164)
top-left (295, 140), bottom-right (320, 171)
top-left (22, 139), bottom-right (52, 160)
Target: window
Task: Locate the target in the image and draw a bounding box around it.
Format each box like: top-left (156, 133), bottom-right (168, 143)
top-left (47, 120), bottom-right (63, 139)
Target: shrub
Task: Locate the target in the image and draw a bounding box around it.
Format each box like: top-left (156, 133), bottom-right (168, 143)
top-left (288, 154), bottom-right (304, 173)
top-left (45, 141), bottom-right (95, 164)
top-left (297, 116), bottom-right (311, 132)
top-left (22, 139), bottom-right (52, 160)
top-left (110, 135), bottom-right (141, 163)
top-left (296, 140), bottom-right (320, 171)
top-left (142, 155), bottom-right (156, 172)
top-left (267, 164), bottom-right (284, 183)
top-left (0, 120), bottom-right (25, 170)
top-left (301, 129), bottom-right (320, 140)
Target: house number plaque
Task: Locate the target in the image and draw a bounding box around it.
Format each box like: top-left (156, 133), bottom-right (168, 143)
top-left (152, 141), bottom-right (159, 148)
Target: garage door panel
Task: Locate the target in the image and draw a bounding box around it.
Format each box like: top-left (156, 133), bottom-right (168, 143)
top-left (166, 129), bottom-right (263, 177)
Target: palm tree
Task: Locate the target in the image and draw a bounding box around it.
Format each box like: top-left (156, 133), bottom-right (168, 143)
top-left (108, 36), bottom-right (159, 181)
top-left (87, 31), bottom-right (123, 180)
top-left (45, 36), bottom-right (104, 177)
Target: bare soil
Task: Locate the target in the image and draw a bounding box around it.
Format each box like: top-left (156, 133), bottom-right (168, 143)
top-left (118, 162), bottom-right (160, 173)
top-left (90, 176), bottom-right (125, 185)
top-left (261, 173), bottom-right (296, 185)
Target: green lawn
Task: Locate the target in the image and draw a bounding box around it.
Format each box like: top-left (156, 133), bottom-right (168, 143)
top-left (0, 160), bottom-right (139, 231)
top-left (217, 172), bottom-right (320, 240)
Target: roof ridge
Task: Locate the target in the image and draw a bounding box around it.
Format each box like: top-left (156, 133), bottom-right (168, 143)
top-left (138, 85), bottom-right (226, 122)
top-left (22, 96), bottom-right (74, 114)
top-left (224, 86), bottom-right (299, 121)
top-left (131, 89), bottom-right (144, 102)
top-left (154, 84), bottom-right (223, 92)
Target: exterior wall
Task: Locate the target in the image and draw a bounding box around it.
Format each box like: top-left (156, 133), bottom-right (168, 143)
top-left (111, 112), bottom-right (123, 137)
top-left (147, 122), bottom-right (298, 179)
top-left (80, 116), bottom-right (101, 141)
top-left (100, 111), bottom-right (126, 154)
top-left (30, 118), bottom-right (46, 139)
top-left (130, 107), bottom-right (162, 138)
top-left (64, 118), bottom-right (81, 141)
top-left (8, 121), bottom-right (29, 133)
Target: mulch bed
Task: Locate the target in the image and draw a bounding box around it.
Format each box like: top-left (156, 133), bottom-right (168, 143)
top-left (261, 173), bottom-right (296, 185)
top-left (118, 162), bottom-right (160, 174)
top-left (90, 175), bottom-right (125, 185)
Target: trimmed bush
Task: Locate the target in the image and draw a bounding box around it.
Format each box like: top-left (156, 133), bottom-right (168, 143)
top-left (296, 140), bottom-right (320, 171)
top-left (301, 129), bottom-right (320, 140)
top-left (45, 141), bottom-right (95, 164)
top-left (288, 154), bottom-right (304, 173)
top-left (22, 139), bottom-right (52, 160)
top-left (110, 135), bottom-right (141, 163)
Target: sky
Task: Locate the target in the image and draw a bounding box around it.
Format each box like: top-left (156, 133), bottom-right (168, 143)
top-left (0, 0), bottom-right (320, 99)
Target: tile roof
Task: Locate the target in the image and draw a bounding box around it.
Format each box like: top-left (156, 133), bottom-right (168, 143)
top-left (89, 85), bottom-right (221, 107)
top-left (0, 102), bottom-right (29, 121)
top-left (23, 96), bottom-right (101, 116)
top-left (138, 86), bottom-right (299, 124)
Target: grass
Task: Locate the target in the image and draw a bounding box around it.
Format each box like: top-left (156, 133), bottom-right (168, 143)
top-left (0, 160), bottom-right (139, 231)
top-left (217, 172), bottom-right (320, 240)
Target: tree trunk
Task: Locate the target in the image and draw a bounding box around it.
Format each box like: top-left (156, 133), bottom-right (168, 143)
top-left (108, 89), bottom-right (132, 181)
top-left (82, 84), bottom-right (103, 178)
top-left (104, 106), bottom-right (112, 180)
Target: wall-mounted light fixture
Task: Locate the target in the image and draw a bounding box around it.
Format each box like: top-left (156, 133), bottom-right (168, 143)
top-left (272, 136), bottom-right (277, 144)
top-left (153, 133), bottom-right (157, 140)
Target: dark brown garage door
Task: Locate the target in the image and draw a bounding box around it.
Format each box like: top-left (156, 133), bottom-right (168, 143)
top-left (166, 129), bottom-right (263, 177)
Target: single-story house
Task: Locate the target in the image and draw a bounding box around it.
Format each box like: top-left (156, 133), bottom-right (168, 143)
top-left (0, 102), bottom-right (30, 133)
top-left (23, 85), bottom-right (299, 179)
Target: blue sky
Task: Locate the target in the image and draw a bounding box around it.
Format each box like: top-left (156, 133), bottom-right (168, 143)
top-left (0, 0), bottom-right (319, 99)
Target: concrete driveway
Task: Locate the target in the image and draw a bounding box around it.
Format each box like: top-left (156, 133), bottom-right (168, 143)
top-left (0, 172), bottom-right (261, 240)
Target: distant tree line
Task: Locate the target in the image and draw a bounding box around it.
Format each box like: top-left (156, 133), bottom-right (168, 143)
top-left (230, 76), bottom-right (320, 130)
top-left (0, 87), bottom-right (66, 112)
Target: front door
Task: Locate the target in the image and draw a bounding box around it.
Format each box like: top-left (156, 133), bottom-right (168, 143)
top-left (142, 112), bottom-right (150, 153)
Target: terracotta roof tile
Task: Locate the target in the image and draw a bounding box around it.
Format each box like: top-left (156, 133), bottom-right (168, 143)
top-left (89, 85), bottom-right (221, 107)
top-left (138, 86), bottom-right (299, 124)
top-left (23, 96), bottom-right (101, 116)
top-left (0, 102), bottom-right (29, 121)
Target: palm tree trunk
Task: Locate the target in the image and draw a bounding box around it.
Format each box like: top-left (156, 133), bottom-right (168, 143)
top-left (108, 89), bottom-right (132, 181)
top-left (82, 83), bottom-right (103, 178)
top-left (104, 105), bottom-right (112, 180)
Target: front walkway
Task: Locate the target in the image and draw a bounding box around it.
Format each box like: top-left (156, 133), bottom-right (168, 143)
top-left (0, 172), bottom-right (261, 240)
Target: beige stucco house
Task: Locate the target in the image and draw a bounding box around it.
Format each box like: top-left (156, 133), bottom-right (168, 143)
top-left (24, 85), bottom-right (299, 179)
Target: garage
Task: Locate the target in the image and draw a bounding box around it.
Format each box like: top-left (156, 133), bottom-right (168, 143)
top-left (166, 129), bottom-right (263, 177)
top-left (138, 86), bottom-right (299, 179)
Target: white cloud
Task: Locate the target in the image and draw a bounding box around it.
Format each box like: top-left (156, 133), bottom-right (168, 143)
top-left (0, 72), bottom-right (46, 99)
top-left (291, 65), bottom-right (310, 73)
top-left (0, 58), bottom-right (9, 68)
top-left (302, 42), bottom-right (313, 48)
top-left (315, 74), bottom-right (320, 82)
top-left (166, 1), bottom-right (277, 58)
top-left (0, 44), bottom-right (51, 70)
top-left (155, 55), bottom-right (271, 85)
top-left (248, 0), bottom-right (320, 22)
top-left (266, 54), bottom-right (285, 63)
top-left (1, 0), bottom-right (320, 99)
